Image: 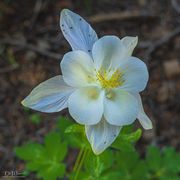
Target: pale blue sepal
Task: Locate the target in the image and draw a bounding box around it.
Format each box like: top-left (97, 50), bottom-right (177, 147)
top-left (133, 93), bottom-right (153, 130)
top-left (85, 118), bottom-right (121, 155)
top-left (60, 9), bottom-right (98, 54)
top-left (21, 75), bottom-right (74, 113)
top-left (121, 36), bottom-right (138, 56)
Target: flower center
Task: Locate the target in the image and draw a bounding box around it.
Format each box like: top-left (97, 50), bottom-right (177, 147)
top-left (96, 69), bottom-right (124, 89)
top-left (86, 87), bottom-right (100, 99)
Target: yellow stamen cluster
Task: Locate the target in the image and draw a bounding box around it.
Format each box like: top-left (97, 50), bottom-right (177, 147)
top-left (96, 69), bottom-right (124, 89)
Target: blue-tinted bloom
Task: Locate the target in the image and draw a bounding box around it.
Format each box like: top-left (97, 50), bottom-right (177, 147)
top-left (22, 9), bottom-right (152, 155)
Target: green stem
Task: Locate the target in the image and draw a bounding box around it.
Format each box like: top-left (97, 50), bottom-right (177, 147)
top-left (73, 147), bottom-right (84, 173)
top-left (73, 148), bottom-right (88, 180)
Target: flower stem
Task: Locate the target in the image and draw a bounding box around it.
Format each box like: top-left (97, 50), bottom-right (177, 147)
top-left (73, 147), bottom-right (88, 180)
top-left (73, 147), bottom-right (84, 173)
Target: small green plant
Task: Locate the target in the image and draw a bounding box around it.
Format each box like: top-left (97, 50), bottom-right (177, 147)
top-left (23, 106), bottom-right (42, 124)
top-left (7, 48), bottom-right (19, 67)
top-left (29, 114), bottom-right (41, 124)
top-left (15, 131), bottom-right (67, 180)
top-left (146, 146), bottom-right (180, 179)
top-left (15, 116), bottom-right (180, 180)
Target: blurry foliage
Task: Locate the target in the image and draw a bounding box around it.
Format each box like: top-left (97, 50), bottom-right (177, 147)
top-left (15, 132), bottom-right (67, 180)
top-left (15, 116), bottom-right (180, 180)
top-left (83, 0), bottom-right (93, 14)
top-left (23, 107), bottom-right (42, 124)
top-left (7, 48), bottom-right (19, 67)
top-left (29, 113), bottom-right (42, 124)
top-left (76, 0), bottom-right (93, 14)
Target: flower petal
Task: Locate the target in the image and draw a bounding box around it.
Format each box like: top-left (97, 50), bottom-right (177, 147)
top-left (85, 118), bottom-right (121, 155)
top-left (68, 87), bottom-right (104, 125)
top-left (118, 57), bottom-right (149, 93)
top-left (60, 9), bottom-right (98, 54)
top-left (104, 89), bottom-right (139, 126)
top-left (134, 94), bottom-right (152, 129)
top-left (61, 50), bottom-right (95, 87)
top-left (121, 36), bottom-right (138, 56)
top-left (21, 76), bottom-right (74, 113)
top-left (92, 36), bottom-right (127, 70)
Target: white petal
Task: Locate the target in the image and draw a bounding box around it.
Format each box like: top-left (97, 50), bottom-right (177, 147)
top-left (121, 36), bottom-right (138, 56)
top-left (104, 89), bottom-right (139, 126)
top-left (118, 57), bottom-right (149, 93)
top-left (85, 118), bottom-right (121, 155)
top-left (60, 50), bottom-right (95, 87)
top-left (92, 36), bottom-right (127, 70)
top-left (68, 87), bottom-right (104, 125)
top-left (21, 76), bottom-right (74, 113)
top-left (60, 9), bottom-right (98, 54)
top-left (134, 94), bottom-right (152, 130)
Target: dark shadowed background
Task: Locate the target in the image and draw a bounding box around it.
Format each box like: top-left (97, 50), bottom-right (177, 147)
top-left (0, 0), bottom-right (180, 175)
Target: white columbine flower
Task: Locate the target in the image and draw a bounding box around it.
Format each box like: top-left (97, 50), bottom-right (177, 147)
top-left (22, 9), bottom-right (152, 155)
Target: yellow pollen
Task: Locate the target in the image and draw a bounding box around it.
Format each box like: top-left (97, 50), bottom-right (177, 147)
top-left (96, 69), bottom-right (124, 88)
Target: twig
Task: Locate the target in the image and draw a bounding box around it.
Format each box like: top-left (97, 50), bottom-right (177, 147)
top-left (0, 37), bottom-right (62, 60)
top-left (36, 25), bottom-right (59, 34)
top-left (89, 11), bottom-right (157, 23)
top-left (145, 27), bottom-right (180, 62)
top-left (0, 65), bottom-right (18, 74)
top-left (138, 41), bottom-right (152, 49)
top-left (0, 146), bottom-right (8, 153)
top-left (171, 0), bottom-right (180, 14)
top-left (30, 0), bottom-right (43, 29)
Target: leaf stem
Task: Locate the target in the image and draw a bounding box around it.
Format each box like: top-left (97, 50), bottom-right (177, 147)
top-left (73, 147), bottom-right (84, 173)
top-left (73, 147), bottom-right (88, 180)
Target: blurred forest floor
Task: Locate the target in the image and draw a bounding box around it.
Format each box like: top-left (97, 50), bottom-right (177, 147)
top-left (0, 0), bottom-right (180, 173)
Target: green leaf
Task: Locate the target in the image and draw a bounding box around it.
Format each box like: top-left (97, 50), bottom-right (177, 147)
top-left (37, 163), bottom-right (65, 180)
top-left (56, 116), bottom-right (73, 136)
top-left (15, 142), bottom-right (45, 161)
top-left (15, 131), bottom-right (67, 180)
top-left (26, 161), bottom-right (47, 171)
top-left (131, 161), bottom-right (148, 180)
top-left (56, 116), bottom-right (89, 149)
top-left (120, 125), bottom-right (133, 134)
top-left (159, 174), bottom-right (180, 180)
top-left (70, 171), bottom-right (90, 180)
top-left (145, 146), bottom-right (180, 179)
top-left (65, 124), bottom-right (84, 133)
top-left (85, 152), bottom-right (103, 177)
top-left (98, 150), bottom-right (114, 171)
top-left (115, 149), bottom-right (139, 171)
top-left (111, 139), bottom-right (135, 152)
top-left (111, 129), bottom-right (142, 152)
top-left (101, 172), bottom-right (121, 179)
top-left (68, 134), bottom-right (88, 148)
top-left (84, 150), bottom-right (114, 178)
top-left (146, 146), bottom-right (162, 171)
top-left (44, 132), bottom-right (67, 161)
top-left (162, 147), bottom-right (180, 174)
top-left (120, 129), bottom-right (142, 143)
